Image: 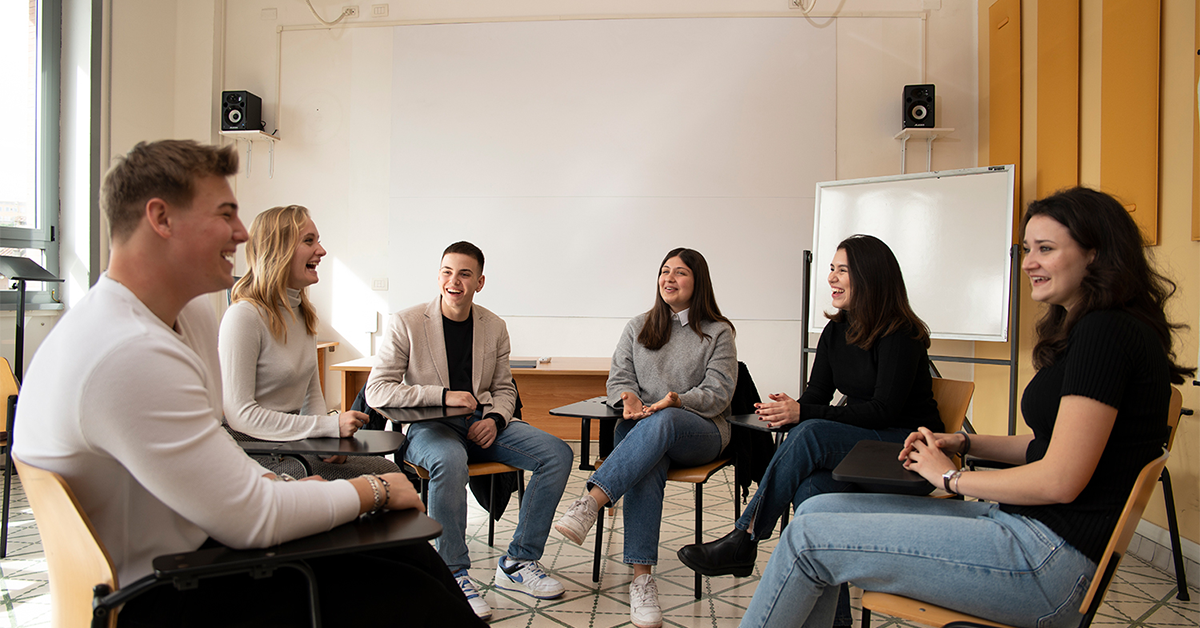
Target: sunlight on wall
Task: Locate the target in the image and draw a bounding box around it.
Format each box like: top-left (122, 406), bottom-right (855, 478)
top-left (331, 256), bottom-right (384, 356)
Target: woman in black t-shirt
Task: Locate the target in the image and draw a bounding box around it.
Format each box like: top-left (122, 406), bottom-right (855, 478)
top-left (739, 187), bottom-right (1192, 628)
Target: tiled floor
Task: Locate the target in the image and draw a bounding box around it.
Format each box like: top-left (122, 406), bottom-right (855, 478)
top-left (0, 460), bottom-right (1196, 627)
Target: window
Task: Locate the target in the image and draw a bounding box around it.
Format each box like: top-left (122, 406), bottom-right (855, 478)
top-left (0, 0), bottom-right (60, 309)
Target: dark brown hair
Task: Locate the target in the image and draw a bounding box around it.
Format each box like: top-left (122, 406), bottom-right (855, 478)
top-left (101, 140), bottom-right (239, 242)
top-left (637, 248), bottom-right (734, 350)
top-left (443, 241), bottom-right (485, 273)
top-left (1021, 187), bottom-right (1193, 383)
top-left (827, 234), bottom-right (930, 350)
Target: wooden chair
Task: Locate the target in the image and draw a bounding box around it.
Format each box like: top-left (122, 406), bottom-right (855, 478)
top-left (859, 447), bottom-right (1172, 628)
top-left (930, 377), bottom-right (974, 437)
top-left (1158, 387), bottom-right (1189, 600)
top-left (0, 358), bottom-right (19, 558)
top-left (407, 460), bottom-right (524, 548)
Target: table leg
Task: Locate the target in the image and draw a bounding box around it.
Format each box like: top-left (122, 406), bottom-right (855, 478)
top-left (579, 418), bottom-right (594, 471)
top-left (599, 420), bottom-right (615, 462)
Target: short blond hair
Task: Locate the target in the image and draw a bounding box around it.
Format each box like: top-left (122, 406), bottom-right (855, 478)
top-left (101, 140), bottom-right (238, 242)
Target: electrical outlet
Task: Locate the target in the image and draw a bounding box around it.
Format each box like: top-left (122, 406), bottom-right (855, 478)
top-left (371, 4), bottom-right (389, 18)
top-left (342, 5), bottom-right (359, 18)
top-left (371, 278), bottom-right (388, 291)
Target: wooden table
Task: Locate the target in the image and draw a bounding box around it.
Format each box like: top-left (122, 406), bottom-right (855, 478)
top-left (330, 356), bottom-right (610, 441)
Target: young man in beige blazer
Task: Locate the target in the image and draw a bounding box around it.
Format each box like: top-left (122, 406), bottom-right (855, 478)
top-left (365, 241), bottom-right (572, 621)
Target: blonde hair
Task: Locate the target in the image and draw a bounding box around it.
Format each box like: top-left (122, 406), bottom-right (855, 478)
top-left (230, 205), bottom-right (319, 341)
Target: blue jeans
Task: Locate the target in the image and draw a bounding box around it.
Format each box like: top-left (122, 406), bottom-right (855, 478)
top-left (735, 419), bottom-right (911, 541)
top-left (740, 493), bottom-right (1096, 628)
top-left (405, 416), bottom-right (572, 573)
top-left (588, 407), bottom-right (722, 565)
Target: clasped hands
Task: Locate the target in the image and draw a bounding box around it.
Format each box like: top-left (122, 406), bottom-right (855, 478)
top-left (620, 391), bottom-right (681, 420)
top-left (446, 390), bottom-right (498, 448)
top-left (898, 427), bottom-right (967, 484)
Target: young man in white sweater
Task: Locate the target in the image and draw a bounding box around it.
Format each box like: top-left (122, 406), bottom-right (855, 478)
top-left (13, 140), bottom-right (483, 627)
top-left (365, 242), bottom-right (573, 621)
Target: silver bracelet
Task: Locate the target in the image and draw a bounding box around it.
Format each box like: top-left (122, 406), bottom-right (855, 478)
top-left (953, 469), bottom-right (965, 495)
top-left (377, 476), bottom-right (391, 511)
top-left (365, 475), bottom-right (384, 514)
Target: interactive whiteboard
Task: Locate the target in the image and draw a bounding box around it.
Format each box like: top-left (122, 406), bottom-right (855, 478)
top-left (811, 166), bottom-right (1016, 341)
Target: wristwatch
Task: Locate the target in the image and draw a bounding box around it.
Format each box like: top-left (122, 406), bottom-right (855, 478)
top-left (942, 468), bottom-right (959, 494)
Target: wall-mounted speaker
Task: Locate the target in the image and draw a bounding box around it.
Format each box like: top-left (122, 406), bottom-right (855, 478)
top-left (221, 90), bottom-right (263, 132)
top-left (902, 84), bottom-right (935, 129)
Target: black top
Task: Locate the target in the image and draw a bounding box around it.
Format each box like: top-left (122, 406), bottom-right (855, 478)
top-left (800, 319), bottom-right (942, 432)
top-left (443, 314), bottom-right (473, 393)
top-left (1002, 310), bottom-right (1170, 564)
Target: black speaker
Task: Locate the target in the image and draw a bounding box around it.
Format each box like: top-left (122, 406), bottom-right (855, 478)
top-left (221, 90), bottom-right (263, 132)
top-left (902, 84), bottom-right (935, 128)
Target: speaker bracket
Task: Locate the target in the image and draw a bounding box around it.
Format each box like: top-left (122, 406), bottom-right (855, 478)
top-left (894, 127), bottom-right (953, 174)
top-left (219, 130), bottom-right (280, 179)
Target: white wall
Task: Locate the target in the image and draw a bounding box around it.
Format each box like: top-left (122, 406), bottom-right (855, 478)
top-left (97, 0), bottom-right (980, 409)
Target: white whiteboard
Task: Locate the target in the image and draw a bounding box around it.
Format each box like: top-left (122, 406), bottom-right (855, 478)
top-left (387, 18), bottom-right (836, 320)
top-left (811, 166), bottom-right (1016, 341)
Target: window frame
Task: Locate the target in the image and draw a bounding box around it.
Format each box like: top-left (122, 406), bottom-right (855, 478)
top-left (0, 0), bottom-right (61, 310)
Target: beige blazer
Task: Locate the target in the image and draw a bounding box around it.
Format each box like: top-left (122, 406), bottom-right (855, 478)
top-left (364, 297), bottom-right (518, 425)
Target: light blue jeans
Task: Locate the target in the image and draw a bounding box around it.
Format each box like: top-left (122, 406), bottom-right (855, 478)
top-left (405, 416), bottom-right (572, 573)
top-left (740, 493), bottom-right (1096, 628)
top-left (736, 419), bottom-right (912, 540)
top-left (588, 407), bottom-right (722, 565)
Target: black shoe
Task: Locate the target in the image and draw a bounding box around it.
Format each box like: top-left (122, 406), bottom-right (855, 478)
top-left (677, 528), bottom-right (757, 577)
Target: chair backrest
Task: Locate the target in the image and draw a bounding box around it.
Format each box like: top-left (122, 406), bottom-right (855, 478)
top-left (0, 357), bottom-right (19, 437)
top-left (13, 457), bottom-right (119, 628)
top-left (1165, 386), bottom-right (1183, 451)
top-left (1078, 448), bottom-right (1170, 619)
top-left (930, 377), bottom-right (974, 434)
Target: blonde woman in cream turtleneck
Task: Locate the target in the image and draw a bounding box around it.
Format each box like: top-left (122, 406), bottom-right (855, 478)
top-left (219, 204), bottom-right (399, 479)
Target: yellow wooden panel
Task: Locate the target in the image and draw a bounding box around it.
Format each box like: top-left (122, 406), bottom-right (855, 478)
top-left (989, 0), bottom-right (1022, 238)
top-left (1100, 0), bottom-right (1161, 244)
top-left (1037, 1), bottom-right (1080, 197)
top-left (1193, 1), bottom-right (1199, 241)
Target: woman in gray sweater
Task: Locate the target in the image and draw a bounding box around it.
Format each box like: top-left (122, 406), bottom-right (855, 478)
top-left (555, 248), bottom-right (737, 628)
top-left (219, 204), bottom-right (399, 479)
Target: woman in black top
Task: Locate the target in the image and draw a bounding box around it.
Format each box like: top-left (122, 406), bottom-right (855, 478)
top-left (680, 235), bottom-right (942, 626)
top-left (739, 187), bottom-right (1192, 628)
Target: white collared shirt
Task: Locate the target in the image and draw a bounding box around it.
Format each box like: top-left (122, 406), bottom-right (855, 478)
top-left (673, 308), bottom-right (690, 327)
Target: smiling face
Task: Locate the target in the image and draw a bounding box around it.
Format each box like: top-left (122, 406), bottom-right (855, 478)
top-left (438, 252), bottom-right (485, 318)
top-left (828, 248), bottom-right (852, 310)
top-left (287, 217), bottom-right (326, 289)
top-left (1022, 215), bottom-right (1095, 311)
top-left (658, 256), bottom-right (695, 313)
top-left (171, 174), bottom-right (247, 295)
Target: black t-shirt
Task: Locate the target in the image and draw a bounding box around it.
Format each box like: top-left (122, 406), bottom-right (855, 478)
top-left (799, 319), bottom-right (942, 432)
top-left (1001, 309), bottom-right (1171, 563)
top-left (443, 314), bottom-right (473, 394)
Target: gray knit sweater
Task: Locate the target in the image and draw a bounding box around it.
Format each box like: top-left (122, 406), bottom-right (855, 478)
top-left (606, 312), bottom-right (737, 449)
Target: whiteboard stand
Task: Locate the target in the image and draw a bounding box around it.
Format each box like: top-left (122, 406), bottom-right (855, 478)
top-left (800, 245), bottom-right (1022, 435)
top-left (894, 128), bottom-right (953, 174)
top-left (220, 130), bottom-right (280, 179)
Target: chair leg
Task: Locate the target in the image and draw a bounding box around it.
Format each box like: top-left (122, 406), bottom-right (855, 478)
top-left (3, 396), bottom-right (16, 559)
top-left (420, 478), bottom-right (428, 504)
top-left (1160, 468), bottom-right (1190, 601)
top-left (860, 608), bottom-right (871, 628)
top-left (488, 474), bottom-right (496, 548)
top-left (694, 484), bottom-right (703, 600)
top-left (517, 471), bottom-right (525, 505)
top-left (593, 504), bottom-right (603, 582)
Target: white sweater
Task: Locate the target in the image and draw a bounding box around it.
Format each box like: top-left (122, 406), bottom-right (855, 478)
top-left (219, 291), bottom-right (338, 440)
top-left (13, 276), bottom-right (359, 585)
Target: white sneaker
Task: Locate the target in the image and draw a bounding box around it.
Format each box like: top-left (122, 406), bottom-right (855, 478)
top-left (454, 570), bottom-right (492, 621)
top-left (629, 574), bottom-right (662, 628)
top-left (494, 557), bottom-right (565, 599)
top-left (554, 494), bottom-right (598, 545)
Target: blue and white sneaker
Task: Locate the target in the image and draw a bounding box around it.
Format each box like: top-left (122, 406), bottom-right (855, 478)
top-left (454, 569), bottom-right (492, 621)
top-left (493, 557), bottom-right (565, 599)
